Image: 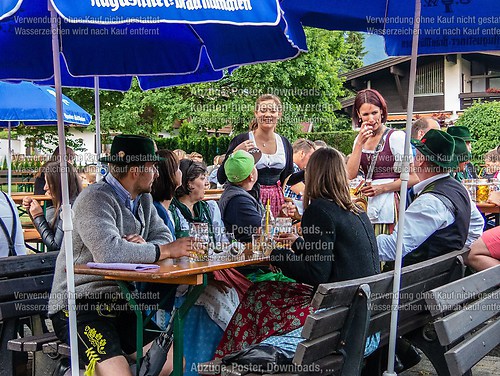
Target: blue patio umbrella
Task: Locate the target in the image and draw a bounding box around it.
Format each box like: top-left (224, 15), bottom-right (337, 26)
top-left (0, 1), bottom-right (307, 374)
top-left (280, 1), bottom-right (500, 374)
top-left (32, 56), bottom-right (231, 182)
top-left (281, 0), bottom-right (499, 55)
top-left (0, 0), bottom-right (305, 80)
top-left (0, 80), bottom-right (91, 195)
top-left (0, 81), bottom-right (91, 125)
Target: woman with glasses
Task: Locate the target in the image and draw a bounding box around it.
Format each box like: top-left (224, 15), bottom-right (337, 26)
top-left (218, 94), bottom-right (294, 217)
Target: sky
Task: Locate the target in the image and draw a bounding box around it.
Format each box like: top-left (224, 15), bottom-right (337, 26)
top-left (363, 34), bottom-right (389, 65)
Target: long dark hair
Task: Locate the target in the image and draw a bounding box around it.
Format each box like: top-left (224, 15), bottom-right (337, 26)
top-left (151, 149), bottom-right (179, 202)
top-left (303, 147), bottom-right (359, 213)
top-left (35, 146), bottom-right (75, 179)
top-left (43, 161), bottom-right (82, 227)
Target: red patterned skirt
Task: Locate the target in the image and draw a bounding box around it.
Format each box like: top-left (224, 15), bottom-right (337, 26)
top-left (260, 182), bottom-right (285, 218)
top-left (214, 281), bottom-right (314, 358)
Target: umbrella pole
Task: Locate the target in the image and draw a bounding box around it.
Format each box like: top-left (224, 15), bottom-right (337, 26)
top-left (49, 4), bottom-right (80, 375)
top-left (94, 77), bottom-right (103, 182)
top-left (7, 121), bottom-right (12, 196)
top-left (383, 0), bottom-right (421, 375)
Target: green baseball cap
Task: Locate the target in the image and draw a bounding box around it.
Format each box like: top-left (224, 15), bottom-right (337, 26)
top-left (225, 149), bottom-right (260, 183)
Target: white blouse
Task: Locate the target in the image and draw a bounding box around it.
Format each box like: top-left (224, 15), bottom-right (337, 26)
top-left (249, 132), bottom-right (286, 170)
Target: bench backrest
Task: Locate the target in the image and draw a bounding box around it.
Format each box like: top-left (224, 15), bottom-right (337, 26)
top-left (293, 249), bottom-right (467, 375)
top-left (425, 264), bottom-right (500, 375)
top-left (0, 253), bottom-right (58, 321)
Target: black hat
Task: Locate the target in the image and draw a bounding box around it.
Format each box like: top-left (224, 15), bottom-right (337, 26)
top-left (99, 134), bottom-right (163, 165)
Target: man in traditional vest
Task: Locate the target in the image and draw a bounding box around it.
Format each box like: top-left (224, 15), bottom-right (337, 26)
top-left (377, 129), bottom-right (483, 265)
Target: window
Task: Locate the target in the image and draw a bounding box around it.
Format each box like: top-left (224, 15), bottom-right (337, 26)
top-left (415, 61), bottom-right (444, 95)
top-left (488, 69), bottom-right (500, 90)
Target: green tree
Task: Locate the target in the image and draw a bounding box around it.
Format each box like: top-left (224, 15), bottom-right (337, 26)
top-left (455, 101), bottom-right (500, 161)
top-left (13, 125), bottom-right (86, 154)
top-left (65, 29), bottom-right (364, 141)
top-left (190, 29), bottom-right (361, 136)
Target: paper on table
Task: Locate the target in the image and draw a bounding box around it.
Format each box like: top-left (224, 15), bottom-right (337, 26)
top-left (87, 262), bottom-right (160, 271)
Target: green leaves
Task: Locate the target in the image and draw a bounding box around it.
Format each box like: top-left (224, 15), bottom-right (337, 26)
top-left (63, 29), bottom-right (365, 146)
top-left (455, 101), bottom-right (500, 163)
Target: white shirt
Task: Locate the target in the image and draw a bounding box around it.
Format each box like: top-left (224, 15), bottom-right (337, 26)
top-left (355, 130), bottom-right (413, 224)
top-left (0, 193), bottom-right (26, 257)
top-left (377, 173), bottom-right (483, 261)
top-left (249, 132), bottom-right (286, 170)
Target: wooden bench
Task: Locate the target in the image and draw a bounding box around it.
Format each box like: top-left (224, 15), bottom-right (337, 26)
top-left (43, 340), bottom-right (71, 357)
top-left (424, 264), bottom-right (500, 376)
top-left (199, 249), bottom-right (468, 376)
top-left (0, 252), bottom-right (58, 376)
top-left (0, 171), bottom-right (35, 192)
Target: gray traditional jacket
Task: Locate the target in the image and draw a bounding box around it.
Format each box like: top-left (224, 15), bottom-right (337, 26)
top-left (48, 180), bottom-right (172, 315)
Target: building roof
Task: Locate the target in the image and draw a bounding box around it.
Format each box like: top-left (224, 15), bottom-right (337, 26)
top-left (341, 57), bottom-right (411, 81)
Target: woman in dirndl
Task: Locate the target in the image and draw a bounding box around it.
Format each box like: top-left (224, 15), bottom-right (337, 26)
top-left (217, 94), bottom-right (294, 217)
top-left (346, 88), bottom-right (419, 235)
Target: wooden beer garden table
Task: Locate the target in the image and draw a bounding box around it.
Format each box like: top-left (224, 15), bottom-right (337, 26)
top-left (476, 202), bottom-right (500, 226)
top-left (75, 249), bottom-right (269, 375)
top-left (23, 228), bottom-right (42, 243)
top-left (10, 194), bottom-right (48, 205)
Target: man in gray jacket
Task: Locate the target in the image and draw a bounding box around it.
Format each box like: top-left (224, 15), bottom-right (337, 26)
top-left (49, 135), bottom-right (195, 376)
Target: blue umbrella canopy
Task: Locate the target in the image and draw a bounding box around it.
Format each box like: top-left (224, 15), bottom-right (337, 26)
top-left (0, 80), bottom-right (91, 196)
top-left (281, 0), bottom-right (499, 56)
top-left (0, 0), bottom-right (305, 81)
top-left (0, 81), bottom-right (91, 125)
top-left (32, 54), bottom-right (228, 91)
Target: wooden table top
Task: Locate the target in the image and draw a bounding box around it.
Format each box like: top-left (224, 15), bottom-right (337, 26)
top-left (74, 251), bottom-right (268, 285)
top-left (11, 194), bottom-right (49, 204)
top-left (23, 228), bottom-right (42, 242)
top-left (476, 202), bottom-right (500, 214)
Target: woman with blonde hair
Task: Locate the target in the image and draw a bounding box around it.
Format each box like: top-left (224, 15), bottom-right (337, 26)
top-left (215, 147), bottom-right (380, 358)
top-left (218, 94), bottom-right (294, 217)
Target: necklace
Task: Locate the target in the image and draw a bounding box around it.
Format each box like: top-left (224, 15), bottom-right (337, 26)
top-left (261, 139), bottom-right (273, 147)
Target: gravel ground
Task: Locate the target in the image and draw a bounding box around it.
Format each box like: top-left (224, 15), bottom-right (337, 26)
top-left (401, 346), bottom-right (500, 376)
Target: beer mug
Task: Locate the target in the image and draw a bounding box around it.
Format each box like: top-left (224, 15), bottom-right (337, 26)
top-left (188, 222), bottom-right (209, 261)
top-left (252, 234), bottom-right (273, 257)
top-left (462, 179), bottom-right (477, 202)
top-left (476, 179), bottom-right (490, 203)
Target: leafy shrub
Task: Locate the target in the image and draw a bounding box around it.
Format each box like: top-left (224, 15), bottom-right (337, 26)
top-left (156, 136), bottom-right (231, 165)
top-left (455, 101), bottom-right (500, 162)
top-left (303, 131), bottom-right (357, 155)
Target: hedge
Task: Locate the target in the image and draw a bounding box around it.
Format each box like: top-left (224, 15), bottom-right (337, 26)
top-left (155, 131), bottom-right (359, 163)
top-left (155, 136), bottom-right (231, 164)
top-left (301, 131), bottom-right (357, 155)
